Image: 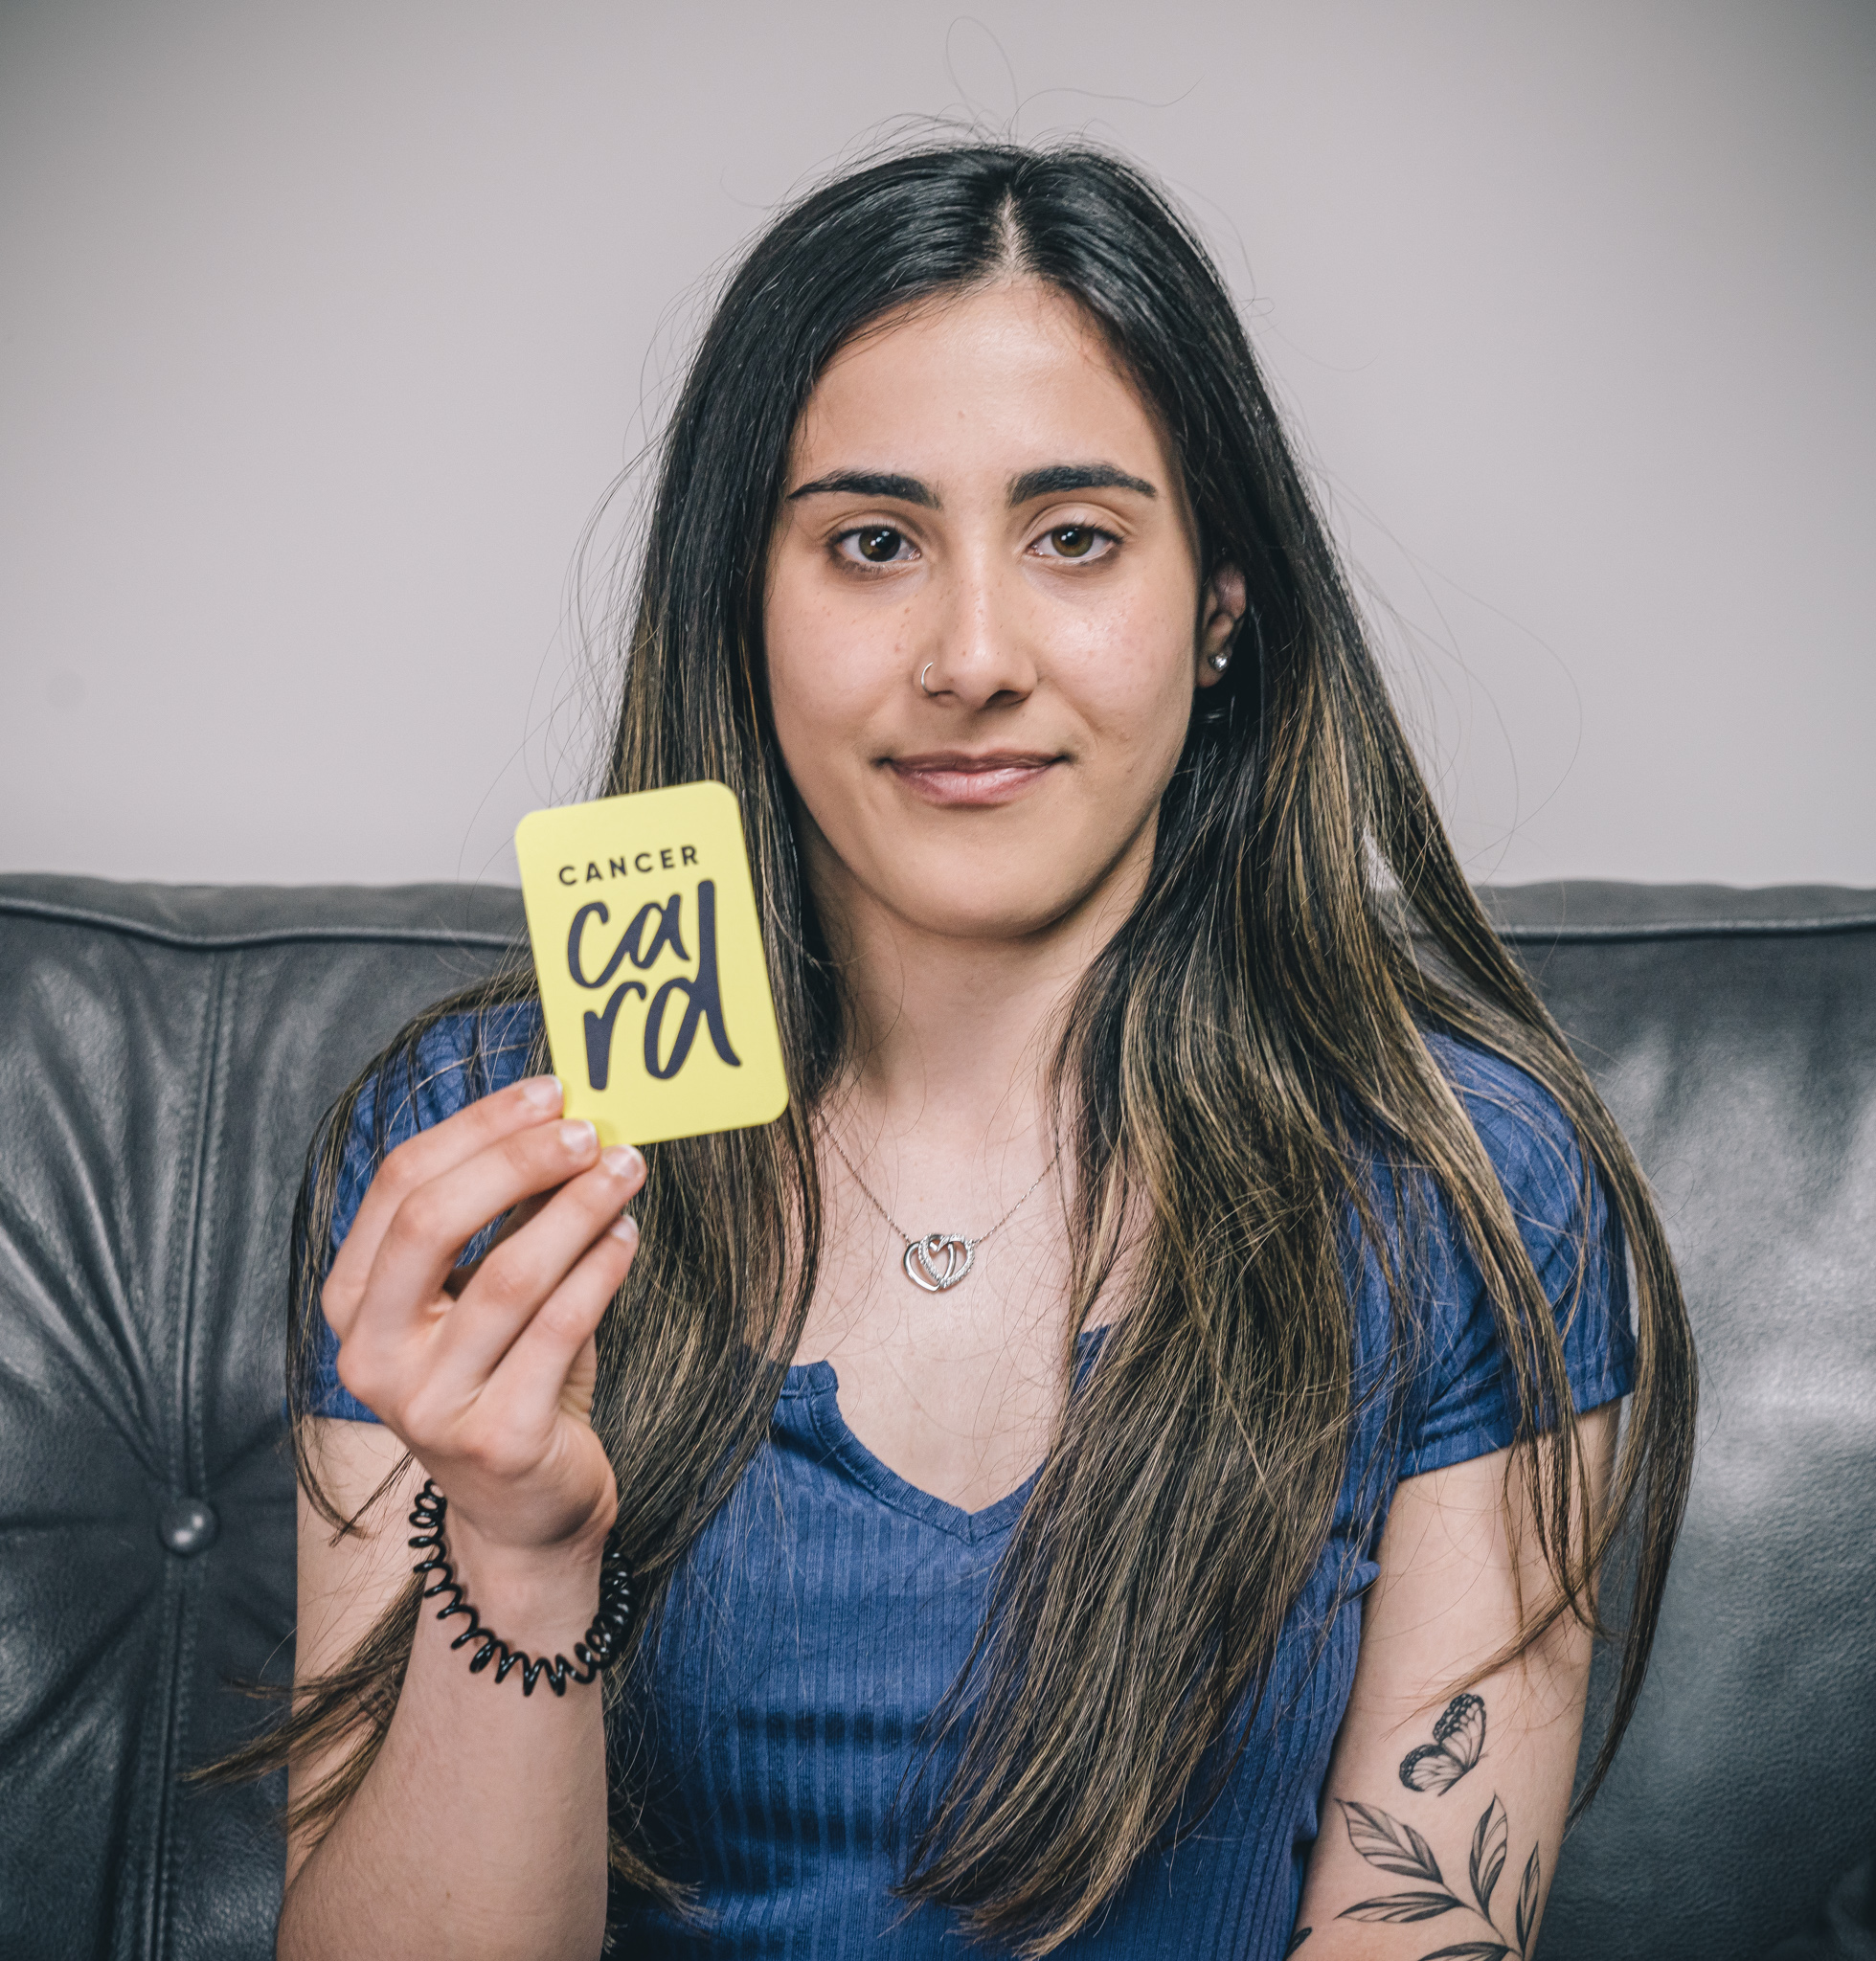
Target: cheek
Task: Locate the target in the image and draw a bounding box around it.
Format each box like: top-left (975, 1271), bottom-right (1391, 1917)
top-left (762, 567), bottom-right (901, 787)
top-left (1063, 581), bottom-right (1197, 753)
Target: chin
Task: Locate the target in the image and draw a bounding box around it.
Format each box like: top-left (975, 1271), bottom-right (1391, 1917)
top-left (882, 872), bottom-right (1096, 944)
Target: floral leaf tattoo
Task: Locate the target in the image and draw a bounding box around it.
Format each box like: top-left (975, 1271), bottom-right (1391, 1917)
top-left (1339, 1791), bottom-right (1539, 1961)
top-left (1514, 1845), bottom-right (1542, 1952)
top-left (1339, 1801), bottom-right (1444, 1883)
top-left (1283, 1932), bottom-right (1312, 1956)
top-left (1469, 1795), bottom-right (1509, 1917)
top-left (1341, 1891), bottom-right (1466, 1923)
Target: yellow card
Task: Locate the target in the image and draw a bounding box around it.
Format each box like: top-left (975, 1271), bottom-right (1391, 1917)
top-left (514, 781), bottom-right (789, 1148)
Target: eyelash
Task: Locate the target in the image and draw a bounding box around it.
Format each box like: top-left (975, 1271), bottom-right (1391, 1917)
top-left (833, 526), bottom-right (917, 568)
top-left (1032, 524), bottom-right (1118, 563)
top-left (830, 523), bottom-right (1120, 569)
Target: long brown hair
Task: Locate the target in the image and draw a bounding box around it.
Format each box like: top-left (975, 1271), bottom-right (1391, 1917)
top-left (220, 142), bottom-right (1695, 1953)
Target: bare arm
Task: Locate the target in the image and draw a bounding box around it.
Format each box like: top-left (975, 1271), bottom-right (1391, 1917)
top-left (1287, 1406), bottom-right (1618, 1959)
top-left (278, 1076), bottom-right (644, 1961)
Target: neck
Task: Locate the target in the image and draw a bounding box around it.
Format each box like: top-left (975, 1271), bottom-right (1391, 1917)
top-left (807, 816), bottom-right (1154, 1161)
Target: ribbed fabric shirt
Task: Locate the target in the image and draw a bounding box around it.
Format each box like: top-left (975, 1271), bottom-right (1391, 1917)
top-left (306, 1010), bottom-right (1634, 1958)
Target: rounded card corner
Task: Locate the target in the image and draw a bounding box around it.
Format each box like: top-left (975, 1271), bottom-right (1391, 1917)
top-left (692, 778), bottom-right (740, 817)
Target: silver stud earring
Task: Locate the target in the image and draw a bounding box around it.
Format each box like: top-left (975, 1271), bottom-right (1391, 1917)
top-left (1208, 650), bottom-right (1231, 672)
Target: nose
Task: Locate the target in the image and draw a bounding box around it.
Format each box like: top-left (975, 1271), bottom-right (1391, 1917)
top-left (915, 552), bottom-right (1038, 710)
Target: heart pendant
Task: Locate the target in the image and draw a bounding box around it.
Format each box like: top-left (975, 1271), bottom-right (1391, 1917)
top-left (902, 1231), bottom-right (976, 1293)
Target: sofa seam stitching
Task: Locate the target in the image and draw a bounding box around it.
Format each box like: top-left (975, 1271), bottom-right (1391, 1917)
top-left (151, 953), bottom-right (231, 1961)
top-left (6, 891), bottom-right (1873, 952)
top-left (126, 957), bottom-right (213, 1960)
top-left (183, 954), bottom-right (236, 1501)
top-left (0, 894), bottom-right (519, 952)
top-left (1489, 916), bottom-right (1876, 943)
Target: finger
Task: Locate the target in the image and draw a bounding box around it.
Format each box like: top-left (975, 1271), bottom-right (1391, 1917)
top-left (355, 1117), bottom-right (613, 1346)
top-left (324, 1074), bottom-right (565, 1338)
top-left (442, 1191), bottom-right (549, 1299)
top-left (430, 1147), bottom-right (645, 1389)
top-left (332, 1122), bottom-right (612, 1426)
top-left (480, 1216), bottom-right (639, 1433)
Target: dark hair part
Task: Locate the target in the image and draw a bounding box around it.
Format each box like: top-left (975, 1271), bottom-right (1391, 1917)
top-left (221, 142), bottom-right (1694, 1953)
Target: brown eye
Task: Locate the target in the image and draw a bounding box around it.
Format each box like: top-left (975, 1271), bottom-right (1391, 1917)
top-left (1050, 526), bottom-right (1096, 558)
top-left (856, 526), bottom-right (903, 562)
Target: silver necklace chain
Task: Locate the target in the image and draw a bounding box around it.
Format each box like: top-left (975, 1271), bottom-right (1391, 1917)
top-left (823, 1126), bottom-right (1062, 1294)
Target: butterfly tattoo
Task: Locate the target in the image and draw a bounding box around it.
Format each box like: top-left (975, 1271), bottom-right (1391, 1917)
top-left (1398, 1692), bottom-right (1486, 1795)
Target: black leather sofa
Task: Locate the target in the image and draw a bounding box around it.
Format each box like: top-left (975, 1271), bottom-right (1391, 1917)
top-left (2, 871), bottom-right (1872, 1961)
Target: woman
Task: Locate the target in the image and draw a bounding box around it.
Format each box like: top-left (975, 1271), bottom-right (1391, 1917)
top-left (255, 143), bottom-right (1693, 1958)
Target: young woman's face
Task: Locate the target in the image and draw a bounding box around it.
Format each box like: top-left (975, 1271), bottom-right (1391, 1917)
top-left (764, 279), bottom-right (1241, 949)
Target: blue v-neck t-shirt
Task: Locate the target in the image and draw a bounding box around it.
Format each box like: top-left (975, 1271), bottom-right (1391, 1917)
top-left (305, 1008), bottom-right (1634, 1958)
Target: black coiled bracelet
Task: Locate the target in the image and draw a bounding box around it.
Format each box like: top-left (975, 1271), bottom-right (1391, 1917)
top-left (407, 1479), bottom-right (634, 1697)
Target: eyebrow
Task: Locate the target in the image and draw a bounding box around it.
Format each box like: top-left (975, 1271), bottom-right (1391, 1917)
top-left (783, 461), bottom-right (1160, 511)
top-left (786, 470), bottom-right (938, 507)
top-left (1008, 462), bottom-right (1157, 504)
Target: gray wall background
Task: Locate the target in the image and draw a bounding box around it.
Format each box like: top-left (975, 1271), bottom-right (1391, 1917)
top-left (3, 1), bottom-right (1870, 891)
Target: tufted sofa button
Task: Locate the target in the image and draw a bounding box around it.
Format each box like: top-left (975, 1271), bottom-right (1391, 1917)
top-left (158, 1496), bottom-right (219, 1556)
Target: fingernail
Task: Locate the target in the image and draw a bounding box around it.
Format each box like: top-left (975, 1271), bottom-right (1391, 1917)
top-left (519, 1074), bottom-right (563, 1112)
top-left (608, 1214), bottom-right (639, 1246)
top-left (600, 1146), bottom-right (643, 1180)
top-left (559, 1118), bottom-right (598, 1155)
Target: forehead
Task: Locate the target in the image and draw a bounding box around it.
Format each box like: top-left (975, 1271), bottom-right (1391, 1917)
top-left (789, 281), bottom-right (1174, 484)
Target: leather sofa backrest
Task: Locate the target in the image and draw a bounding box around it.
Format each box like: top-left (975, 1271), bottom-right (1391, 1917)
top-left (1, 872), bottom-right (1871, 1960)
top-left (0, 878), bottom-right (519, 1961)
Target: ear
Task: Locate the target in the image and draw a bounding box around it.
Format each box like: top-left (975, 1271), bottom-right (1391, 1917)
top-left (1195, 564), bottom-right (1248, 688)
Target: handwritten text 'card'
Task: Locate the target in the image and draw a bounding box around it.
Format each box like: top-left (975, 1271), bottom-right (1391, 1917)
top-left (515, 781), bottom-right (789, 1147)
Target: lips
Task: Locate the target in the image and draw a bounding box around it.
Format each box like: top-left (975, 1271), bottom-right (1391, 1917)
top-left (885, 751), bottom-right (1060, 807)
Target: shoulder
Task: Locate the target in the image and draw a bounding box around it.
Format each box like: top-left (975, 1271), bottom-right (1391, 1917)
top-left (1427, 1027), bottom-right (1575, 1161)
top-left (1401, 1031), bottom-right (1616, 1316)
top-left (1385, 1032), bottom-right (1634, 1477)
top-left (348, 1000), bottom-right (541, 1137)
top-left (329, 1001), bottom-right (542, 1246)
top-left (303, 1000), bottom-right (541, 1424)
top-left (1420, 1031), bottom-right (1589, 1231)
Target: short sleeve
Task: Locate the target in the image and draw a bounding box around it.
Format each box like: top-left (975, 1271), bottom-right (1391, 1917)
top-left (305, 1003), bottom-right (542, 1422)
top-left (1395, 1037), bottom-right (1637, 1480)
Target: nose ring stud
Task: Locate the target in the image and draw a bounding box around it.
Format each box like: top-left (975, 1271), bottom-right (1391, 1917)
top-left (918, 663), bottom-right (937, 696)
